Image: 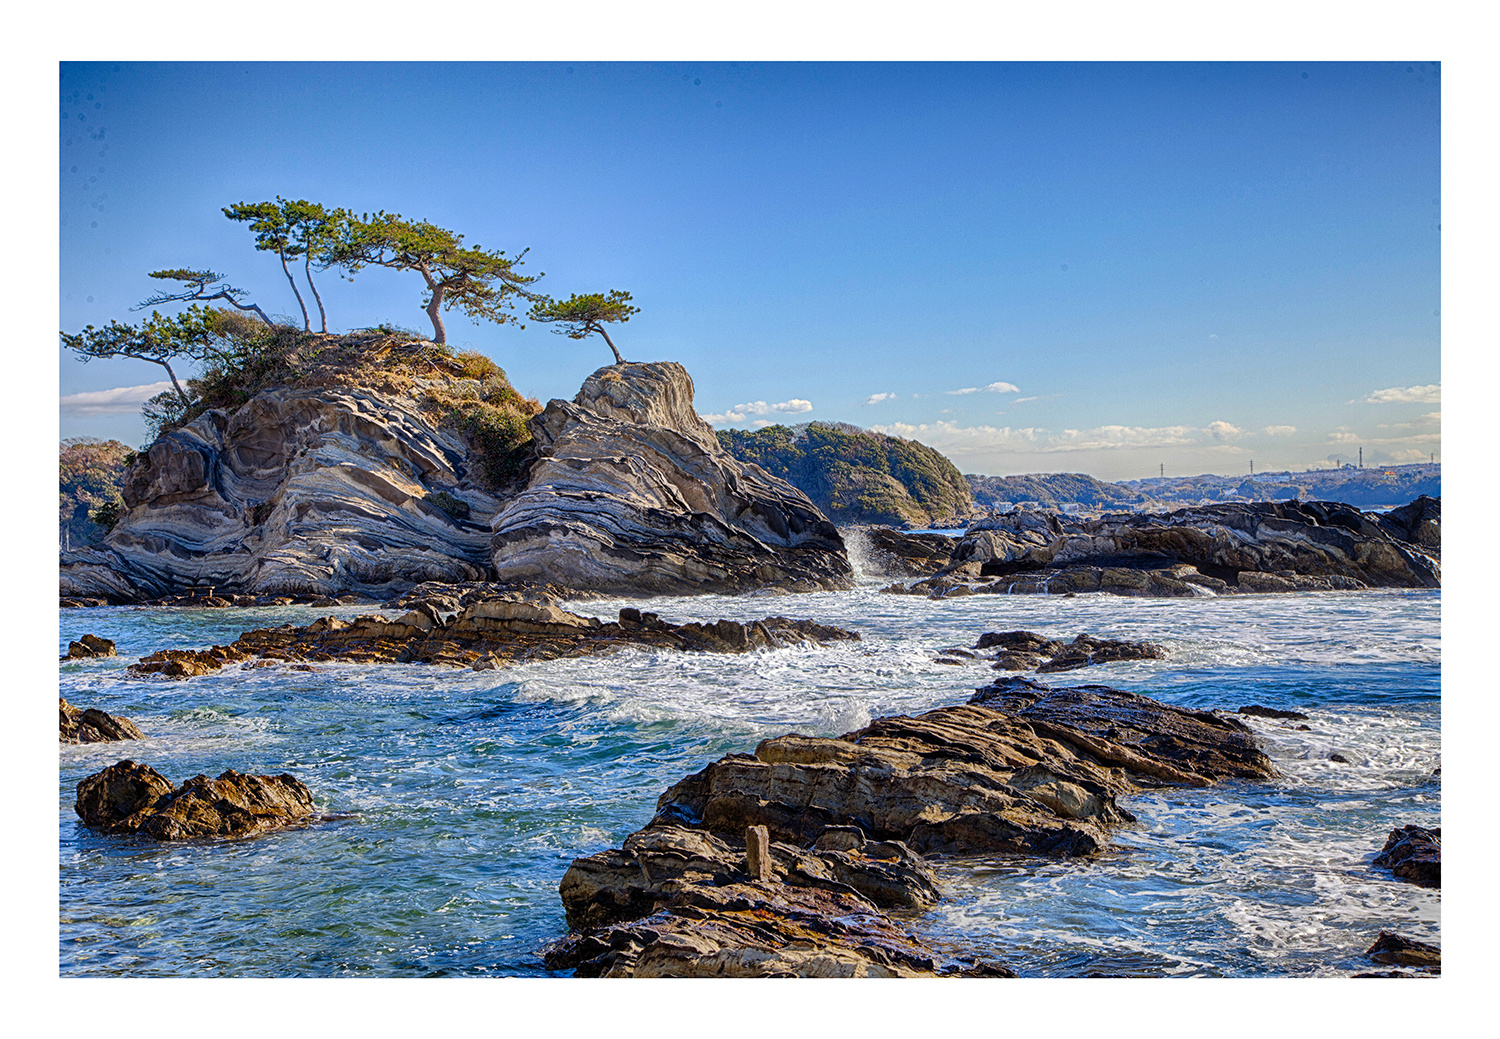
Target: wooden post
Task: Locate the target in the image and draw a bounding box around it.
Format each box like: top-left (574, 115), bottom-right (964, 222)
top-left (746, 824), bottom-right (772, 882)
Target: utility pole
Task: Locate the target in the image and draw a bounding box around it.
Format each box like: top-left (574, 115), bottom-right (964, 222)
top-left (1249, 460), bottom-right (1254, 475)
top-left (1160, 463), bottom-right (1164, 478)
top-left (1359, 446), bottom-right (1363, 468)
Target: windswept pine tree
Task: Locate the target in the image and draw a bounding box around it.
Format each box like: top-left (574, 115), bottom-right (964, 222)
top-left (327, 212), bottom-right (539, 345)
top-left (527, 290), bottom-right (639, 364)
top-left (224, 198), bottom-right (349, 332)
top-left (135, 269), bottom-right (274, 327)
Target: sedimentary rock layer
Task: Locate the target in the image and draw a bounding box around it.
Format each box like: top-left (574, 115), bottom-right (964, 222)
top-left (549, 678), bottom-right (1276, 977)
top-left (490, 362), bottom-right (853, 595)
top-left (125, 597), bottom-right (859, 678)
top-left (882, 496), bottom-right (1439, 597)
top-left (60, 383), bottom-right (505, 602)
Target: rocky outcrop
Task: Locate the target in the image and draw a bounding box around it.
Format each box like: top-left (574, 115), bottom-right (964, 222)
top-left (63, 634), bottom-right (116, 659)
top-left (60, 380), bottom-right (510, 602)
top-left (489, 363), bottom-right (852, 595)
top-left (936, 630), bottom-right (1166, 673)
top-left (549, 677), bottom-right (1275, 977)
top-left (125, 597), bottom-right (859, 678)
top-left (1372, 824), bottom-right (1440, 888)
top-left (74, 760), bottom-right (317, 840)
top-left (849, 527), bottom-right (957, 577)
top-left (1365, 932), bottom-right (1440, 969)
top-left (60, 698), bottom-right (144, 743)
top-left (884, 498), bottom-right (1439, 597)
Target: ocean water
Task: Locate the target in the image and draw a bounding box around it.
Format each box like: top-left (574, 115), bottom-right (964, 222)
top-left (58, 581), bottom-right (1438, 977)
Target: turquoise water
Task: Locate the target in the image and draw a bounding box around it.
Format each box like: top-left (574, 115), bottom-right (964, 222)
top-left (58, 586), bottom-right (1438, 977)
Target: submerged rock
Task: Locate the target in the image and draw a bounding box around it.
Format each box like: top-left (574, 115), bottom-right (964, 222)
top-left (490, 362), bottom-right (853, 596)
top-left (75, 760), bottom-right (318, 840)
top-left (1365, 931), bottom-right (1441, 969)
top-left (1372, 824), bottom-right (1441, 888)
top-left (126, 597), bottom-right (860, 678)
top-left (60, 698), bottom-right (144, 743)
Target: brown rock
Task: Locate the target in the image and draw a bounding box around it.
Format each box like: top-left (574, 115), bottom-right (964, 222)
top-left (64, 633), bottom-right (116, 659)
top-left (1366, 931), bottom-right (1440, 968)
top-left (59, 698), bottom-right (144, 743)
top-left (74, 760), bottom-right (318, 840)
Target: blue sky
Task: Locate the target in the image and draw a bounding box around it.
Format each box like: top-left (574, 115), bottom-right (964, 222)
top-left (59, 61), bottom-right (1441, 478)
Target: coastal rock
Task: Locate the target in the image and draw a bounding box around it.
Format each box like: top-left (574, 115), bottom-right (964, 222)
top-left (126, 599), bottom-right (860, 678)
top-left (74, 760), bottom-right (317, 840)
top-left (849, 527), bottom-right (957, 577)
top-left (964, 630), bottom-right (1166, 673)
top-left (59, 351), bottom-right (512, 603)
top-left (1366, 931), bottom-right (1441, 969)
top-left (64, 634), bottom-right (116, 659)
top-left (60, 698), bottom-right (144, 743)
top-left (1372, 824), bottom-right (1440, 888)
top-left (489, 362), bottom-right (853, 595)
top-left (897, 498), bottom-right (1440, 597)
top-left (551, 677), bottom-right (1275, 977)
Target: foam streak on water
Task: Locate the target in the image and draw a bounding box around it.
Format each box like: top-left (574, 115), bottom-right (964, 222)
top-left (59, 588), bottom-right (1437, 977)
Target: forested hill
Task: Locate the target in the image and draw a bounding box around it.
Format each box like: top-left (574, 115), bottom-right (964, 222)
top-left (60, 438), bottom-right (135, 549)
top-left (716, 422), bottom-right (975, 528)
top-left (967, 472), bottom-right (1144, 512)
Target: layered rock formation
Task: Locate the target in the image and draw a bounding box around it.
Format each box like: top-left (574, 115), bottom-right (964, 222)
top-left (490, 363), bottom-right (852, 594)
top-left (61, 350), bottom-right (852, 602)
top-left (60, 340), bottom-right (515, 602)
top-left (549, 677), bottom-right (1276, 976)
top-left (885, 496), bottom-right (1440, 597)
top-left (125, 596), bottom-right (859, 678)
top-left (74, 760), bottom-right (318, 840)
top-left (63, 634), bottom-right (116, 659)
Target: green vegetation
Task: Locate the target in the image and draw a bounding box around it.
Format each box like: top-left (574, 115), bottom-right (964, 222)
top-left (527, 290), bottom-right (638, 364)
top-left (327, 211), bottom-right (538, 345)
top-left (224, 198), bottom-right (350, 332)
top-left (137, 269), bottom-right (273, 326)
top-left (60, 304), bottom-right (227, 405)
top-left (424, 490), bottom-right (472, 521)
top-left (967, 472), bottom-right (1144, 511)
top-left (718, 422), bottom-right (974, 527)
top-left (59, 438), bottom-right (134, 548)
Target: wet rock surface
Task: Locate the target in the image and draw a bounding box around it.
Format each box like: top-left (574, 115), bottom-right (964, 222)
top-left (74, 760), bottom-right (318, 840)
top-left (1364, 931), bottom-right (1440, 971)
top-left (60, 698), bottom-right (144, 743)
top-left (882, 496), bottom-right (1440, 597)
top-left (125, 596), bottom-right (859, 678)
top-left (63, 634), bottom-right (116, 659)
top-left (1372, 824), bottom-right (1441, 888)
top-left (938, 630), bottom-right (1166, 673)
top-left (853, 527), bottom-right (957, 577)
top-left (549, 678), bottom-right (1276, 976)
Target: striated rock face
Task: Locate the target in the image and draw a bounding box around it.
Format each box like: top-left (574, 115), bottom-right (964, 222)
top-left (60, 698), bottom-right (144, 743)
top-left (957, 498), bottom-right (1439, 589)
top-left (936, 630), bottom-right (1166, 673)
top-left (850, 527), bottom-right (957, 577)
top-left (74, 760), bottom-right (317, 840)
top-left (60, 383), bottom-right (508, 602)
top-left (490, 363), bottom-right (853, 595)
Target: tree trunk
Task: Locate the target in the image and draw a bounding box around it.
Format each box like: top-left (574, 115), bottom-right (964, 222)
top-left (425, 287), bottom-right (447, 344)
top-left (155, 359), bottom-right (191, 405)
top-left (213, 292), bottom-right (273, 326)
top-left (304, 254), bottom-right (328, 333)
top-left (279, 247), bottom-right (310, 330)
top-left (596, 325), bottom-right (625, 364)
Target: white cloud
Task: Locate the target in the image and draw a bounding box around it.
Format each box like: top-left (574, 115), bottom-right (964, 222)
top-left (1327, 429), bottom-right (1360, 443)
top-left (864, 392), bottom-right (896, 405)
top-left (700, 398), bottom-right (814, 425)
top-left (1264, 425), bottom-right (1297, 436)
top-left (946, 381), bottom-right (1021, 396)
top-left (60, 381), bottom-right (175, 415)
top-left (1364, 384), bottom-right (1441, 404)
top-left (1205, 421), bottom-right (1243, 441)
top-left (870, 420), bottom-right (1233, 455)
